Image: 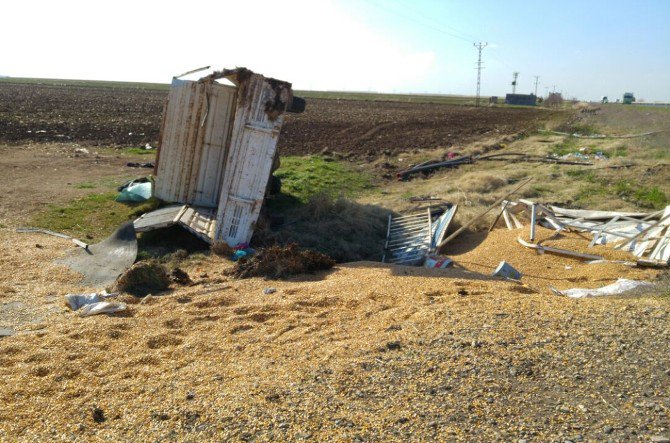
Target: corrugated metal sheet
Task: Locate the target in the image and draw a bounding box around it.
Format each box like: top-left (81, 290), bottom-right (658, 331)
top-left (383, 210), bottom-right (432, 265)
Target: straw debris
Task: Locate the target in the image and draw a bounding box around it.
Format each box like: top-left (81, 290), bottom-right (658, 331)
top-left (114, 261), bottom-right (170, 296)
top-left (226, 244), bottom-right (335, 279)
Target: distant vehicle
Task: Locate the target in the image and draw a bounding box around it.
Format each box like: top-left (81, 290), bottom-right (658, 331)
top-left (623, 92), bottom-right (635, 104)
top-left (601, 96), bottom-right (608, 104)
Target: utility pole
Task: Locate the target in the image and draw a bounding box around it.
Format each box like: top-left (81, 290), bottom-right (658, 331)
top-left (533, 75), bottom-right (540, 96)
top-left (473, 42), bottom-right (488, 107)
top-left (512, 72), bottom-right (519, 94)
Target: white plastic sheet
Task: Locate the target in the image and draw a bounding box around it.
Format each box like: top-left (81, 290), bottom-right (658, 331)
top-left (552, 278), bottom-right (653, 298)
top-left (64, 290), bottom-right (126, 317)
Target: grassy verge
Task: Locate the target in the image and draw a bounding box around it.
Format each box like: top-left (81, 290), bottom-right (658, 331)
top-left (273, 156), bottom-right (376, 206)
top-left (571, 172), bottom-right (669, 209)
top-left (30, 193), bottom-right (159, 241)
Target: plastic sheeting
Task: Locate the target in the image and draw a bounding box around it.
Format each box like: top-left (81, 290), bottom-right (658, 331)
top-left (64, 290), bottom-right (126, 317)
top-left (552, 278), bottom-right (653, 298)
top-left (117, 182), bottom-right (152, 202)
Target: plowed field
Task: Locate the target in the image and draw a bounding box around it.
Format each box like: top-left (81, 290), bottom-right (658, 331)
top-left (0, 83), bottom-right (557, 156)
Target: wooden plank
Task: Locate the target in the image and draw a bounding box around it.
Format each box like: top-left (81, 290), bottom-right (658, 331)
top-left (502, 207), bottom-right (514, 230)
top-left (438, 178), bottom-right (533, 249)
top-left (488, 201), bottom-right (509, 232)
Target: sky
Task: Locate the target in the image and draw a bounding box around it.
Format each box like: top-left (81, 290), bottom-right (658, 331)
top-left (2, 0), bottom-right (669, 101)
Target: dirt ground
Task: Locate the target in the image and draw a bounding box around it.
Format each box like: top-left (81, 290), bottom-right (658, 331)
top-left (0, 143), bottom-right (149, 226)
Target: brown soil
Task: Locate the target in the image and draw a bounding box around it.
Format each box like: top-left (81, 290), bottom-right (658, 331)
top-left (279, 98), bottom-right (561, 157)
top-left (0, 83), bottom-right (164, 146)
top-left (0, 143), bottom-right (150, 226)
top-left (0, 83), bottom-right (561, 157)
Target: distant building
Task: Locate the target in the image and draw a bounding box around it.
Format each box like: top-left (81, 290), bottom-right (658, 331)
top-left (505, 93), bottom-right (537, 106)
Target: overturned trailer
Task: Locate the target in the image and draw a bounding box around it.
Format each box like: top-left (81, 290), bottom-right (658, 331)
top-left (135, 67), bottom-right (304, 245)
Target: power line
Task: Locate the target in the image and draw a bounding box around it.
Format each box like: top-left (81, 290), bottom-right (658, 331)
top-left (511, 71), bottom-right (519, 94)
top-left (474, 42), bottom-right (488, 107)
top-left (362, 0), bottom-right (474, 43)
top-left (391, 0), bottom-right (481, 42)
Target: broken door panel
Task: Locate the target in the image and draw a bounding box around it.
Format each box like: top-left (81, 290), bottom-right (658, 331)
top-left (192, 84), bottom-right (237, 207)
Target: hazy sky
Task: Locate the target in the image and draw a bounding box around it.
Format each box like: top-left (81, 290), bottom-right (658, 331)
top-left (2, 0), bottom-right (669, 101)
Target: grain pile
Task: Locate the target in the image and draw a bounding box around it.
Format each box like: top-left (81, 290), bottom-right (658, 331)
top-left (0, 230), bottom-right (669, 442)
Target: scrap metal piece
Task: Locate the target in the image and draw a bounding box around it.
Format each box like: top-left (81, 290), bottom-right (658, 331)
top-left (517, 236), bottom-right (603, 261)
top-left (133, 205), bottom-right (217, 243)
top-left (57, 222), bottom-right (138, 287)
top-left (383, 210), bottom-right (432, 265)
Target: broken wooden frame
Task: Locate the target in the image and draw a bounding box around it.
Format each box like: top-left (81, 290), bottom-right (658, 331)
top-left (495, 199), bottom-right (670, 266)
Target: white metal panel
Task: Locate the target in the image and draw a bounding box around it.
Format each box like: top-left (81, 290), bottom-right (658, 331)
top-left (215, 74), bottom-right (286, 245)
top-left (154, 79), bottom-right (209, 203)
top-left (191, 84), bottom-right (237, 207)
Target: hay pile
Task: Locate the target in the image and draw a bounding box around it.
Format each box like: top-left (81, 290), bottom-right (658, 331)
top-left (227, 244), bottom-right (335, 279)
top-left (114, 261), bottom-right (170, 296)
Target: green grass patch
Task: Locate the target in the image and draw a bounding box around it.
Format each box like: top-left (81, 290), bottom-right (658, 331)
top-left (565, 169), bottom-right (597, 182)
top-left (601, 145), bottom-right (628, 158)
top-left (616, 181), bottom-right (668, 209)
top-left (273, 156), bottom-right (375, 206)
top-left (74, 182), bottom-right (97, 189)
top-left (123, 147), bottom-right (157, 156)
top-left (30, 193), bottom-right (160, 241)
top-left (551, 137), bottom-right (579, 156)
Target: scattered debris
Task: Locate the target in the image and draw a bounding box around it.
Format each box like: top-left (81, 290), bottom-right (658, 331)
top-left (492, 199), bottom-right (670, 266)
top-left (125, 162), bottom-right (154, 168)
top-left (540, 129), bottom-right (668, 139)
top-left (74, 147), bottom-right (90, 155)
top-left (134, 205), bottom-right (216, 243)
top-left (263, 288), bottom-right (277, 295)
top-left (397, 156), bottom-right (473, 180)
top-left (57, 222), bottom-right (138, 287)
top-left (226, 244), bottom-right (335, 279)
top-left (117, 177), bottom-right (150, 192)
top-left (492, 261), bottom-right (522, 280)
top-left (115, 261), bottom-right (170, 296)
top-left (0, 328), bottom-right (15, 338)
top-left (424, 255), bottom-right (453, 269)
top-left (144, 143), bottom-right (155, 150)
top-left (116, 181), bottom-right (152, 202)
top-left (169, 268), bottom-right (192, 286)
top-left (517, 236), bottom-right (604, 261)
top-left (92, 407), bottom-right (106, 423)
top-left (438, 178), bottom-right (534, 249)
top-left (64, 290), bottom-right (126, 317)
top-left (383, 204), bottom-right (458, 266)
top-left (551, 278), bottom-right (653, 298)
